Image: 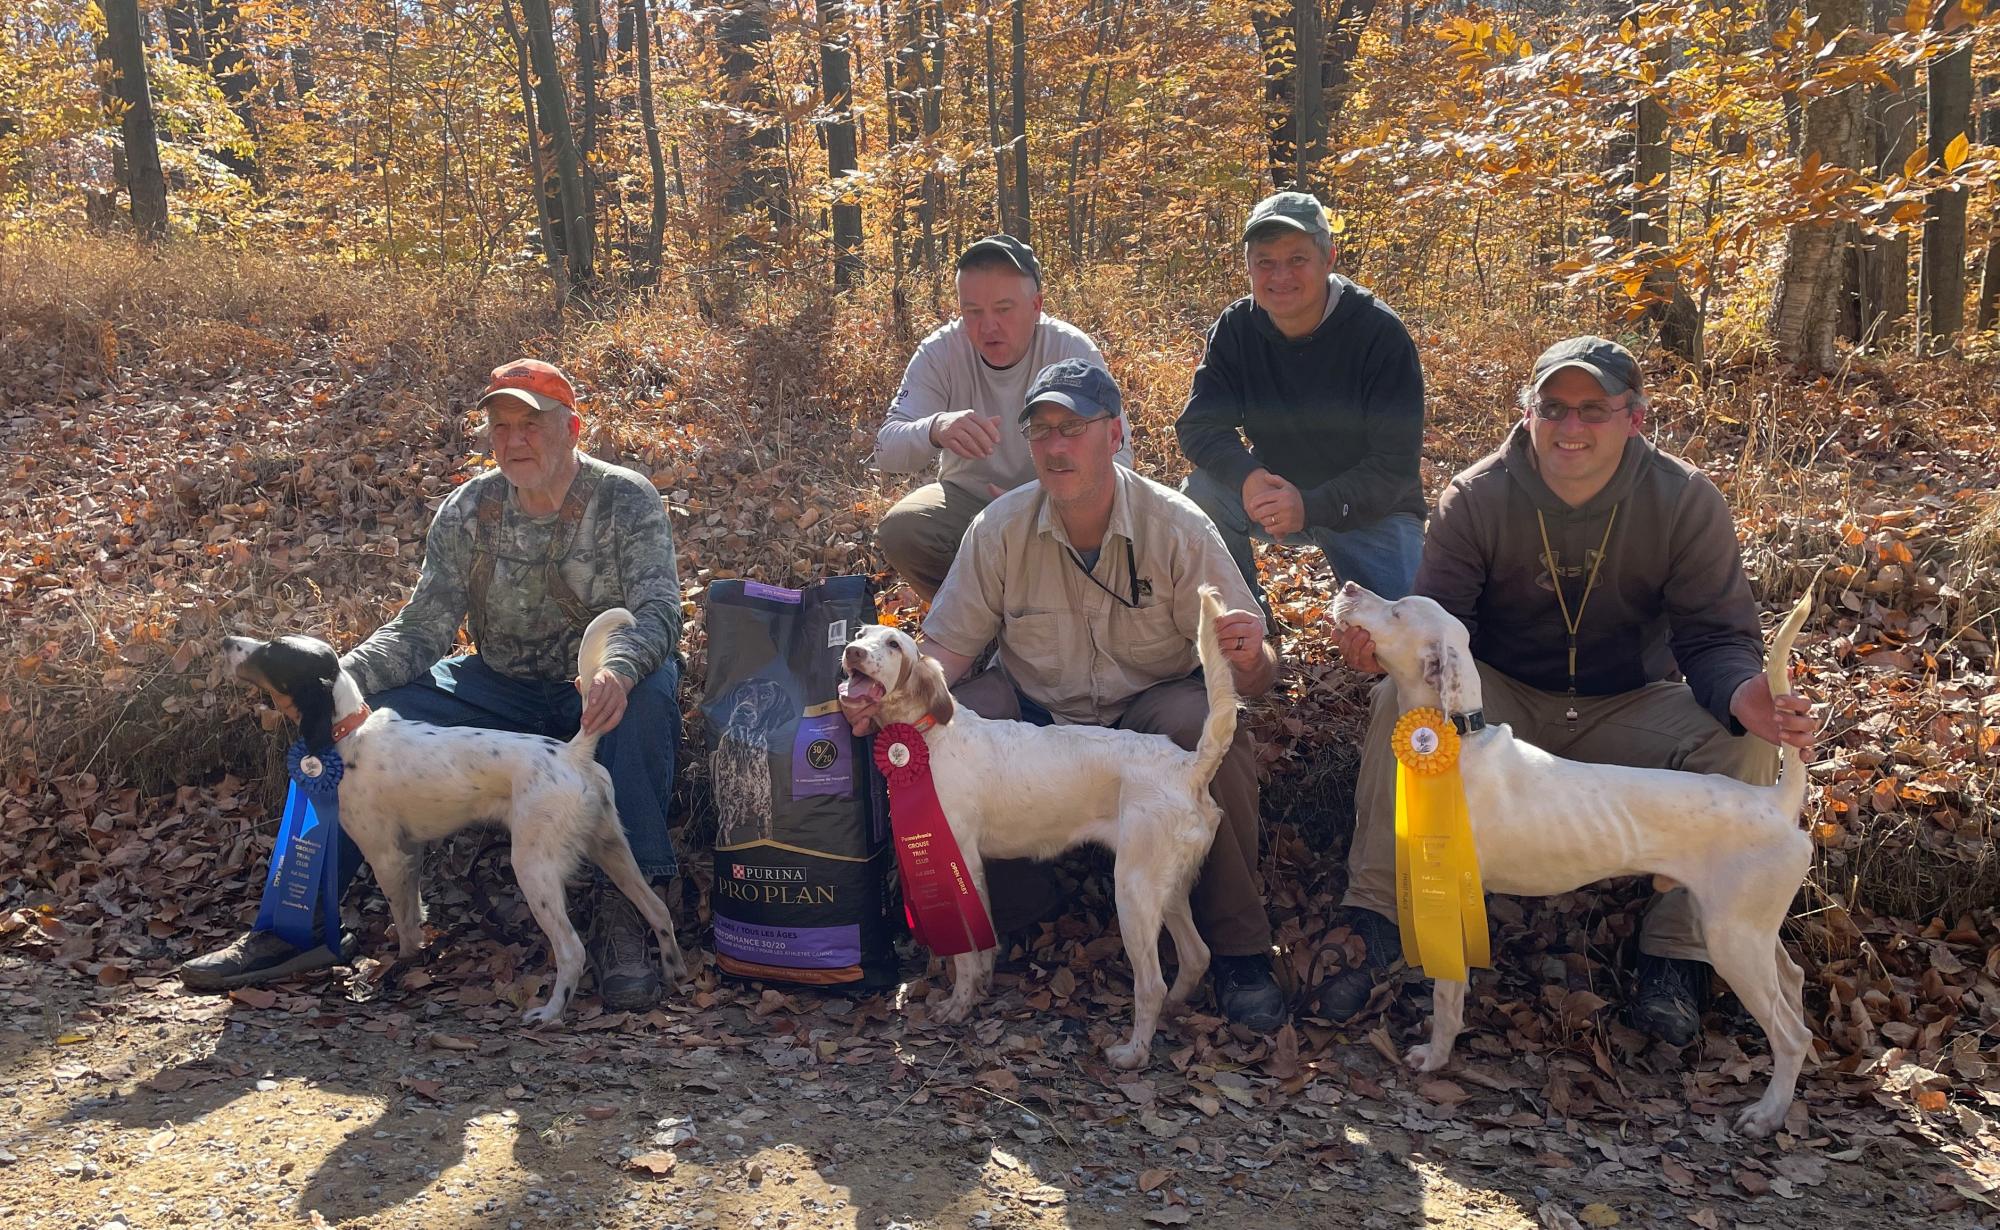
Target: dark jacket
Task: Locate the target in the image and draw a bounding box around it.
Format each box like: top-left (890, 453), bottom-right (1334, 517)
top-left (1175, 275), bottom-right (1427, 532)
top-left (1416, 423), bottom-right (1765, 729)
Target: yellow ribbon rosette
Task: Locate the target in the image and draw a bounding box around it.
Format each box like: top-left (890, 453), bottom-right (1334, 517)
top-left (1392, 707), bottom-right (1490, 982)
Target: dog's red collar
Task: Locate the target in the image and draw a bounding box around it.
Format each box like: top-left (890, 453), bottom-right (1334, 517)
top-left (331, 705), bottom-right (371, 744)
top-left (912, 714), bottom-right (936, 734)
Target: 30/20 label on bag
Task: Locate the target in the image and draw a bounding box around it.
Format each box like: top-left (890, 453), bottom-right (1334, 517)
top-left (825, 619), bottom-right (848, 648)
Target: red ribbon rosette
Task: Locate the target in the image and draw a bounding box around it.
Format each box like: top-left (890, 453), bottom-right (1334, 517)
top-left (874, 723), bottom-right (995, 956)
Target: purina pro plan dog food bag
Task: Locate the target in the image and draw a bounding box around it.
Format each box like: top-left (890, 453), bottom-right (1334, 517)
top-left (701, 576), bottom-right (896, 987)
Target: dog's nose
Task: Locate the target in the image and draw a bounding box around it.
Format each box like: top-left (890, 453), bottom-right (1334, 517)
top-left (841, 644), bottom-right (863, 667)
top-left (1340, 581), bottom-right (1361, 597)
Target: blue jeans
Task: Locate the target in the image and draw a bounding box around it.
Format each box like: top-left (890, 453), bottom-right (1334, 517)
top-left (326, 653), bottom-right (682, 902)
top-left (1181, 467), bottom-right (1424, 611)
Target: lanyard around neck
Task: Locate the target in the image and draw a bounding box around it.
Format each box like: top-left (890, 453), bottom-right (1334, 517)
top-left (1535, 504), bottom-right (1619, 724)
top-left (1065, 539), bottom-right (1141, 609)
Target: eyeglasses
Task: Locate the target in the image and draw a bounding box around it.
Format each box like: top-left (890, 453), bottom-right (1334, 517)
top-left (1021, 417), bottom-right (1100, 442)
top-left (1533, 399), bottom-right (1630, 425)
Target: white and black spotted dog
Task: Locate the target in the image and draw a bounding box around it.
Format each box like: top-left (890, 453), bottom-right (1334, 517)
top-left (222, 608), bottom-right (686, 1025)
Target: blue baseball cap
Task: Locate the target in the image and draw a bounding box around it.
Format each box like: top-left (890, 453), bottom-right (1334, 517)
top-left (1020, 359), bottom-right (1121, 423)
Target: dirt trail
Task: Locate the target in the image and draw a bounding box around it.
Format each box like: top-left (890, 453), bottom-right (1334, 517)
top-left (0, 951), bottom-right (1989, 1230)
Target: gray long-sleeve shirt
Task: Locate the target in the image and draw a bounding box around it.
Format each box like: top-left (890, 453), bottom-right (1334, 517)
top-left (340, 454), bottom-right (682, 694)
top-left (874, 314), bottom-right (1129, 495)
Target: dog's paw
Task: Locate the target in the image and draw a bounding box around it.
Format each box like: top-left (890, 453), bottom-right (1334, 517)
top-left (932, 994), bottom-right (977, 1025)
top-left (1104, 1039), bottom-right (1149, 1070)
top-left (1404, 1043), bottom-right (1450, 1073)
top-left (1734, 1099), bottom-right (1788, 1138)
top-left (521, 1002), bottom-right (562, 1028)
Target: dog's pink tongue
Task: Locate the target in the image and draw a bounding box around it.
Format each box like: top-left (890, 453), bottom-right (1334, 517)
top-left (838, 675), bottom-right (884, 704)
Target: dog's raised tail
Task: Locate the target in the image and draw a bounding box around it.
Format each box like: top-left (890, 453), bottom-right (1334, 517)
top-left (569, 607), bottom-right (638, 756)
top-left (1766, 587), bottom-right (1814, 822)
top-left (1190, 584), bottom-right (1241, 785)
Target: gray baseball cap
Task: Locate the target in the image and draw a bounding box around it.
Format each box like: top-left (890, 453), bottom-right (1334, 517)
top-left (1242, 191), bottom-right (1332, 244)
top-left (1020, 358), bottom-right (1121, 423)
top-left (1530, 336), bottom-right (1643, 398)
top-left (956, 234), bottom-right (1042, 286)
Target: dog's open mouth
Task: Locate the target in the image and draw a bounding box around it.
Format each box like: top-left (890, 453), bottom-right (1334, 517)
top-left (838, 668), bottom-right (885, 704)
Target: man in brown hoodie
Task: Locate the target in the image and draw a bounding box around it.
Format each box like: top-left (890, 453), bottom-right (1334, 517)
top-left (1318, 336), bottom-right (1817, 1043)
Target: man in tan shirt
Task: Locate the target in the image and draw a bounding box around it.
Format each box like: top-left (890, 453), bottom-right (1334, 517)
top-left (843, 358), bottom-right (1289, 1031)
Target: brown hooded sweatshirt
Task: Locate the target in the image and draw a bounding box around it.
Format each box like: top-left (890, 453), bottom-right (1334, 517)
top-left (1414, 422), bottom-right (1764, 730)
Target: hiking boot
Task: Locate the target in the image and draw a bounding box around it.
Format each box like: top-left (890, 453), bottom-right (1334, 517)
top-left (179, 928), bottom-right (356, 992)
top-left (1314, 908), bottom-right (1403, 1023)
top-left (1631, 953), bottom-right (1710, 1046)
top-left (589, 884), bottom-right (662, 1013)
top-left (1212, 953), bottom-right (1287, 1033)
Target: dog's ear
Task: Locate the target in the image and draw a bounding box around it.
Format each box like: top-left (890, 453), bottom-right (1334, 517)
top-left (907, 652), bottom-right (957, 729)
top-left (296, 679), bottom-right (336, 754)
top-left (1420, 638), bottom-right (1468, 716)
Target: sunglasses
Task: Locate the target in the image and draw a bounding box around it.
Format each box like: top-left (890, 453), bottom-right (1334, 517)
top-left (1533, 399), bottom-right (1631, 425)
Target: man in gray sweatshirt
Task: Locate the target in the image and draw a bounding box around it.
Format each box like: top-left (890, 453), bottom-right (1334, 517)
top-left (873, 236), bottom-right (1129, 599)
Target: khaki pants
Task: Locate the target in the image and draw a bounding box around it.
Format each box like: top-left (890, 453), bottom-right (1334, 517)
top-left (1342, 663), bottom-right (1778, 961)
top-left (878, 481), bottom-right (990, 602)
top-left (953, 668), bottom-right (1273, 956)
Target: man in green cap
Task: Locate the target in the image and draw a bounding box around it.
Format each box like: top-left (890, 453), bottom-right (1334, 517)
top-left (1176, 190), bottom-right (1426, 614)
top-left (1317, 335), bottom-right (1818, 1042)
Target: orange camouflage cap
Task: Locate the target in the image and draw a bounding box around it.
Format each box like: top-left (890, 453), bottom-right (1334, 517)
top-left (477, 359), bottom-right (579, 416)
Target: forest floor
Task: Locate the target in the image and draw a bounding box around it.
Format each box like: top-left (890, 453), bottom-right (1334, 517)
top-left (3, 238), bottom-right (2000, 1227)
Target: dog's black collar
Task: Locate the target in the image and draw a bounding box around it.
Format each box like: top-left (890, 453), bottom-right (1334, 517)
top-left (1451, 709), bottom-right (1486, 736)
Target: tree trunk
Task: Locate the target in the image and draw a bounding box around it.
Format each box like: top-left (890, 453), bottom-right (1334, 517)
top-left (1978, 72), bottom-right (1999, 331)
top-left (1857, 0), bottom-right (1915, 346)
top-left (1063, 0), bottom-right (1110, 261)
top-left (98, 0), bottom-right (168, 242)
top-left (1292, 0), bottom-right (1324, 189)
top-left (1634, 26), bottom-right (1701, 363)
top-left (918, 0), bottom-right (945, 265)
top-left (165, 3), bottom-right (207, 67)
top-left (519, 0), bottom-right (596, 295)
top-left (1919, 32), bottom-right (1971, 352)
top-left (718, 0), bottom-right (789, 232)
top-left (499, 0), bottom-right (564, 285)
top-left (633, 0), bottom-right (668, 285)
top-left (204, 2), bottom-right (258, 142)
top-left (1005, 0), bottom-right (1030, 241)
top-left (1767, 0), bottom-right (1864, 372)
top-left (1321, 0), bottom-right (1380, 138)
top-left (816, 0), bottom-right (862, 287)
top-left (984, 1), bottom-right (1006, 232)
top-left (1251, 0), bottom-right (1300, 188)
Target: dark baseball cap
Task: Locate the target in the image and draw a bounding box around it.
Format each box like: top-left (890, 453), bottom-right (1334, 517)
top-left (1530, 336), bottom-right (1643, 398)
top-left (1242, 190), bottom-right (1332, 244)
top-left (1020, 358), bottom-right (1120, 423)
top-left (956, 234), bottom-right (1042, 286)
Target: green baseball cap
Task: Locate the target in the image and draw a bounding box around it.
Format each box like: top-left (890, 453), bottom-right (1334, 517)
top-left (1242, 191), bottom-right (1332, 244)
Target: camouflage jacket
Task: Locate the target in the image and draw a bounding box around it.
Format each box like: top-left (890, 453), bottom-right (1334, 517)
top-left (340, 454), bottom-right (682, 693)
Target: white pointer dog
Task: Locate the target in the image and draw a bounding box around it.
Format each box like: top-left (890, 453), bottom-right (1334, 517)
top-left (838, 586), bottom-right (1237, 1069)
top-left (1330, 581), bottom-right (1814, 1137)
top-left (223, 608), bottom-right (686, 1025)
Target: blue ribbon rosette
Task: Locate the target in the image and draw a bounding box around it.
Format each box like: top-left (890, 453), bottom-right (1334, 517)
top-left (251, 739), bottom-right (346, 955)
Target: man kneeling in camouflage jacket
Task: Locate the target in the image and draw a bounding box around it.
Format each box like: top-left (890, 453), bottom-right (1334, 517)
top-left (183, 359), bottom-right (686, 1011)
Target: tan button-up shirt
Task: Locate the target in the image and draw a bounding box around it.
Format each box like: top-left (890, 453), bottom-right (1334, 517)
top-left (924, 466), bottom-right (1264, 725)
